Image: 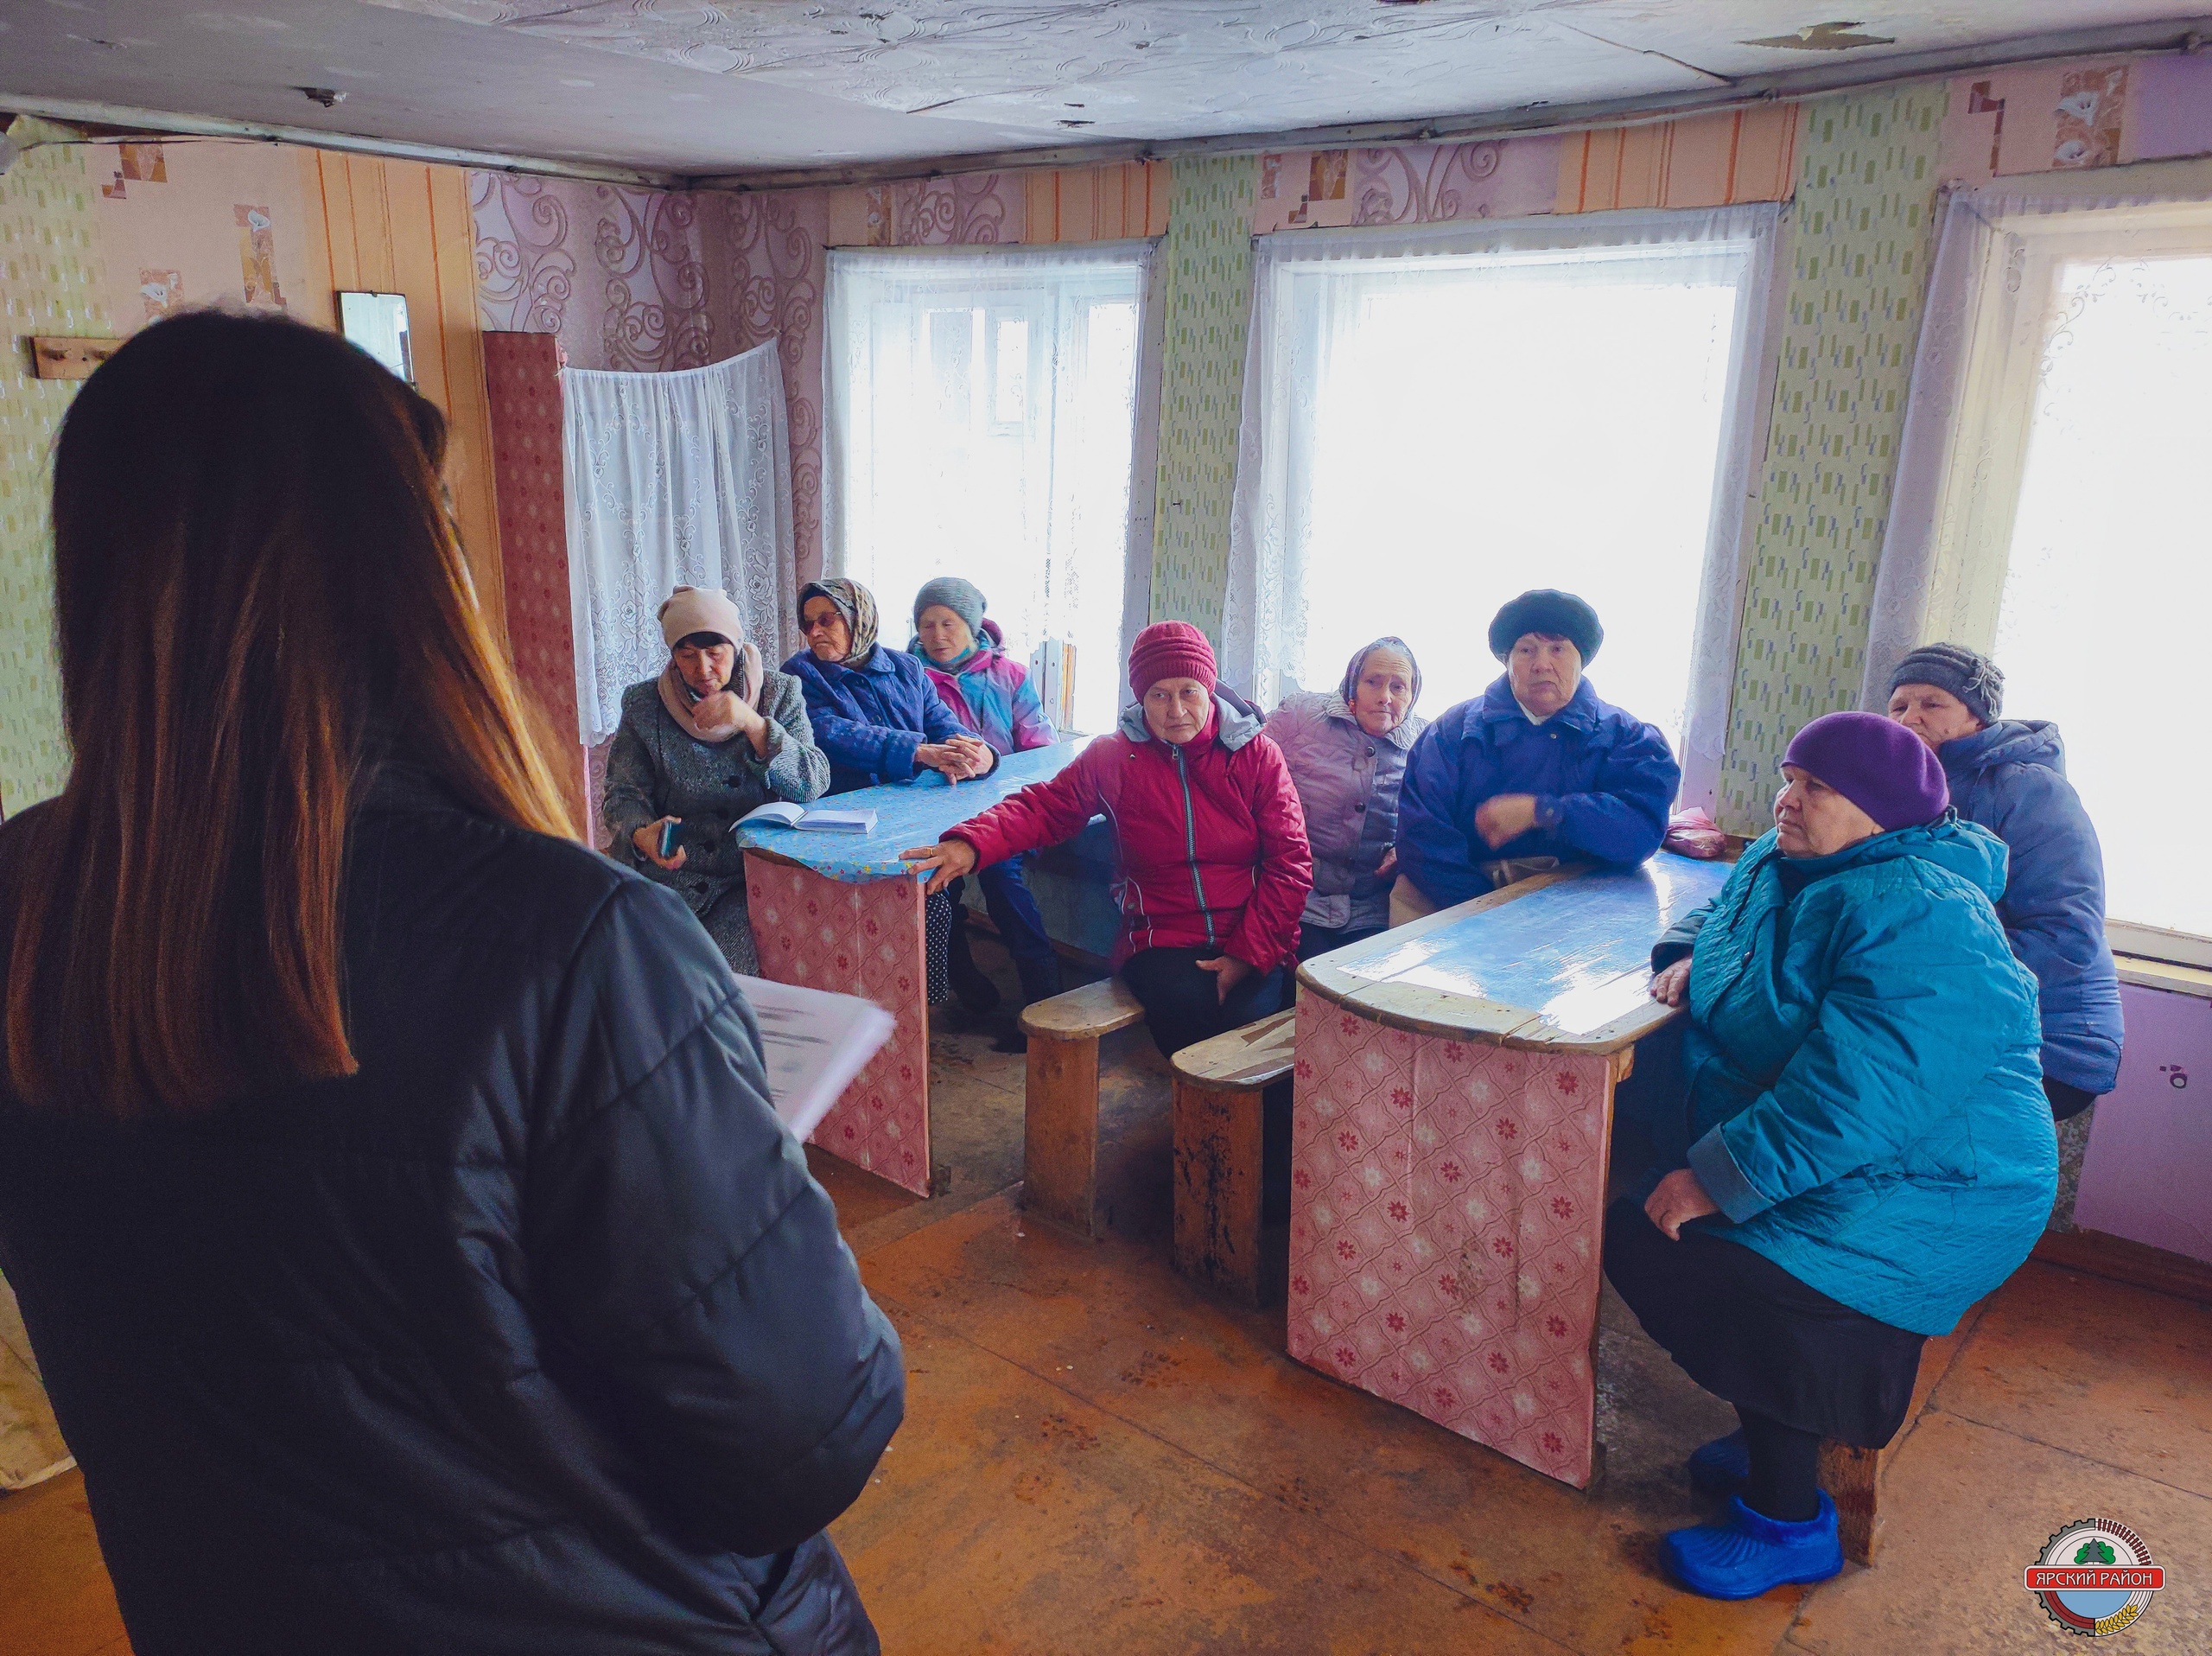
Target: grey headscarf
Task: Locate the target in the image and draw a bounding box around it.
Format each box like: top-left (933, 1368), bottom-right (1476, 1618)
top-left (1338, 636), bottom-right (1423, 710)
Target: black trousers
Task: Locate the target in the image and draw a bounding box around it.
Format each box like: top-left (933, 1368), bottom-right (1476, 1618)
top-left (1118, 946), bottom-right (1290, 1061)
top-left (1602, 1198), bottom-right (1925, 1449)
top-left (2044, 1077), bottom-right (2098, 1121)
top-left (1119, 945), bottom-right (1295, 1224)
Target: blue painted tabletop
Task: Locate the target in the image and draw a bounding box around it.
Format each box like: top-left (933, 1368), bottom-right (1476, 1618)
top-left (1302, 851), bottom-right (1736, 1048)
top-left (733, 737), bottom-right (1090, 882)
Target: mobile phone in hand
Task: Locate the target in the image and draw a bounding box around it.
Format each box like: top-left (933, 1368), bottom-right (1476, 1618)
top-left (658, 818), bottom-right (682, 859)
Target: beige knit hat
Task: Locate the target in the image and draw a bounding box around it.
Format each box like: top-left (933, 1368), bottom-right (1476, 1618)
top-left (658, 585), bottom-right (748, 650)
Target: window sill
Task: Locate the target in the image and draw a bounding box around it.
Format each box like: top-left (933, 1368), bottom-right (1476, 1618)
top-left (2114, 953), bottom-right (2212, 1002)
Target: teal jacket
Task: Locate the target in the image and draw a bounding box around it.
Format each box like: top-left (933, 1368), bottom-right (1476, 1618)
top-left (1662, 818), bottom-right (2056, 1335)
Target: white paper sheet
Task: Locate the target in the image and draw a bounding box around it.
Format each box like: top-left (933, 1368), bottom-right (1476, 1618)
top-left (734, 974), bottom-right (896, 1143)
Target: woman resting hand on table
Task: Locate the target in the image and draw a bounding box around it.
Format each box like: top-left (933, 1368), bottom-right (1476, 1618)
top-left (602, 584), bottom-right (829, 976)
top-left (900, 621), bottom-right (1312, 1059)
top-left (782, 577), bottom-right (997, 793)
top-left (1605, 711), bottom-right (2056, 1602)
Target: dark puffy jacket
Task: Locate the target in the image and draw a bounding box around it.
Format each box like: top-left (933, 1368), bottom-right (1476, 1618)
top-left (1939, 720), bottom-right (2125, 1094)
top-left (1396, 675), bottom-right (1681, 908)
top-left (943, 696), bottom-right (1313, 972)
top-left (0, 770), bottom-right (903, 1656)
top-left (783, 645), bottom-right (982, 794)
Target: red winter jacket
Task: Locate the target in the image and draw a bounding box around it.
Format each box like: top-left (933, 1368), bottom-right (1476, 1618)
top-left (944, 697), bottom-right (1313, 972)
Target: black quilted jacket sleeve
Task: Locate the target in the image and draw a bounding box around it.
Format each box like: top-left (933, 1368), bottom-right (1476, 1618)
top-left (523, 878), bottom-right (905, 1557)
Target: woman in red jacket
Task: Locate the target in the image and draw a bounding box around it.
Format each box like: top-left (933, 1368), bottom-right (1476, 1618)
top-left (902, 621), bottom-right (1312, 1060)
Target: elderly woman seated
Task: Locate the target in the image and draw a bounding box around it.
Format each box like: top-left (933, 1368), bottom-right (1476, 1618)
top-left (1886, 643), bottom-right (2124, 1119)
top-left (602, 585), bottom-right (829, 975)
top-left (1605, 711), bottom-right (2056, 1600)
top-left (1394, 589), bottom-right (1679, 920)
top-left (900, 621), bottom-right (1312, 1063)
top-left (1265, 637), bottom-right (1427, 959)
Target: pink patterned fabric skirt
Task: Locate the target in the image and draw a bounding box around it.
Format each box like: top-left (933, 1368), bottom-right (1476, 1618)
top-left (1286, 990), bottom-right (1619, 1487)
top-left (745, 856), bottom-right (932, 1197)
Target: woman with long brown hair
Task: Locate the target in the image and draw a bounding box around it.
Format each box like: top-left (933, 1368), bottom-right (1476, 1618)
top-left (0, 312), bottom-right (901, 1653)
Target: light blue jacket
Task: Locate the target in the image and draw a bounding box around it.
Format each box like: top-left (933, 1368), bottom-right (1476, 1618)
top-left (1662, 818), bottom-right (2056, 1335)
top-left (1941, 720), bottom-right (2124, 1094)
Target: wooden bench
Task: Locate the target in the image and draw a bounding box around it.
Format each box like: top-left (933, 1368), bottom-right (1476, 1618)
top-left (1816, 1296), bottom-right (1991, 1564)
top-left (1169, 1009), bottom-right (1298, 1306)
top-left (1020, 978), bottom-right (1148, 1237)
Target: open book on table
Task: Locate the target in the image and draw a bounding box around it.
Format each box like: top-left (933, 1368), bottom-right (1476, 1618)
top-left (734, 975), bottom-right (896, 1142)
top-left (738, 800), bottom-right (879, 835)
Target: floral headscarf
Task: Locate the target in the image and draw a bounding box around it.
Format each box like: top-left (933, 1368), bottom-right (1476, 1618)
top-left (798, 577), bottom-right (880, 669)
top-left (1338, 636), bottom-right (1422, 710)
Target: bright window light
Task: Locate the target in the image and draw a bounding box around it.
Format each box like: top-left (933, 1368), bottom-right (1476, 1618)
top-left (827, 248), bottom-right (1147, 736)
top-left (1230, 211), bottom-right (1777, 806)
top-left (1300, 266), bottom-right (1739, 744)
top-left (1993, 251), bottom-right (2212, 937)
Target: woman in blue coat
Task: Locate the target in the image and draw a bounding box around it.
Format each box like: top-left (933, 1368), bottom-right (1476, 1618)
top-left (1393, 589), bottom-right (1679, 917)
top-left (783, 578), bottom-right (997, 794)
top-left (1606, 712), bottom-right (2056, 1600)
top-left (1886, 643), bottom-right (2124, 1118)
top-left (784, 577), bottom-right (1001, 1010)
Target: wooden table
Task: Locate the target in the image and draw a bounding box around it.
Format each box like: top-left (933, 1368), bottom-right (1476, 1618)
top-left (1287, 851), bottom-right (1734, 1488)
top-left (737, 739), bottom-right (1086, 1195)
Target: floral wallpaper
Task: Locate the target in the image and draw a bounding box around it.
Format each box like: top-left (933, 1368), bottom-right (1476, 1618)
top-left (1148, 156), bottom-right (1256, 642)
top-left (1718, 87), bottom-right (1948, 833)
top-left (0, 144), bottom-right (106, 813)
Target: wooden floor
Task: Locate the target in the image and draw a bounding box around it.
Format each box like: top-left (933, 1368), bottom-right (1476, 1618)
top-left (6, 960), bottom-right (2211, 1653)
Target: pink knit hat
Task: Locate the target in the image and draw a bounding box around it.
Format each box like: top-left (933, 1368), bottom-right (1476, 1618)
top-left (1127, 621), bottom-right (1217, 697)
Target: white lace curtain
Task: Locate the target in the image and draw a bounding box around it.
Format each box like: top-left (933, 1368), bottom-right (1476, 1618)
top-left (1863, 175), bottom-right (2212, 705)
top-left (1224, 205), bottom-right (1781, 813)
top-left (823, 243), bottom-right (1156, 737)
top-left (1864, 175), bottom-right (2212, 944)
top-left (562, 340), bottom-right (796, 745)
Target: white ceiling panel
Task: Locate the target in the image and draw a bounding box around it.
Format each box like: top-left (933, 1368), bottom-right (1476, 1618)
top-left (3, 0), bottom-right (2207, 178)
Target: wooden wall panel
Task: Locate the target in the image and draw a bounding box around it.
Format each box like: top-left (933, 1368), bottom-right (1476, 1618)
top-left (299, 151), bottom-right (505, 631)
top-left (1557, 105), bottom-right (1801, 214)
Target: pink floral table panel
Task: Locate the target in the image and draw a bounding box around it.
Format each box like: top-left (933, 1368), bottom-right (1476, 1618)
top-left (1287, 991), bottom-right (1617, 1487)
top-left (746, 856), bottom-right (931, 1196)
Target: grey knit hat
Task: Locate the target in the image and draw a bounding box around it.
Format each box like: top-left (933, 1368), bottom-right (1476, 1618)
top-left (1888, 642), bottom-right (2003, 724)
top-left (912, 576), bottom-right (986, 639)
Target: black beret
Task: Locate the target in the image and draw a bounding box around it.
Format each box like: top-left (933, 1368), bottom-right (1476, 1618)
top-left (1488, 589), bottom-right (1603, 664)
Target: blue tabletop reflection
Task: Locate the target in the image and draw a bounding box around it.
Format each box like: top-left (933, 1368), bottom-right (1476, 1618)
top-left (731, 737), bottom-right (1089, 882)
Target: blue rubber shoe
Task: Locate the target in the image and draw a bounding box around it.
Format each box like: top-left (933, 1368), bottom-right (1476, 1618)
top-left (1664, 1494), bottom-right (1844, 1599)
top-left (1687, 1429), bottom-right (1751, 1494)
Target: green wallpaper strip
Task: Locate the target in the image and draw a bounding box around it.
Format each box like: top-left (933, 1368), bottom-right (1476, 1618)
top-left (1147, 155), bottom-right (1257, 642)
top-left (0, 144), bottom-right (105, 814)
top-left (1718, 86), bottom-right (1947, 833)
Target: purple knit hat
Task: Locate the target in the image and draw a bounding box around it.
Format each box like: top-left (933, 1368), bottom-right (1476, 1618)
top-left (1782, 711), bottom-right (1948, 831)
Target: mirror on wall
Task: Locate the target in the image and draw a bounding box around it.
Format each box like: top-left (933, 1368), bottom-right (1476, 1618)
top-left (338, 290), bottom-right (415, 385)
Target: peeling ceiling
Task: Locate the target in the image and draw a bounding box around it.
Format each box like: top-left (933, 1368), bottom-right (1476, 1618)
top-left (3, 0), bottom-right (2209, 179)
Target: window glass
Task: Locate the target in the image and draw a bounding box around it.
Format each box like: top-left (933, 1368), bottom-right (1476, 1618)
top-left (828, 250), bottom-right (1147, 736)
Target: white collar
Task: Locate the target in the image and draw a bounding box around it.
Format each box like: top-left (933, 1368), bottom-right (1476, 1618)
top-left (1516, 697), bottom-right (1554, 726)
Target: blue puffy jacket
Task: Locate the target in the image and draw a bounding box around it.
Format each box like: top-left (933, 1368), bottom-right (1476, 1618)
top-left (1396, 675), bottom-right (1680, 908)
top-left (783, 644), bottom-right (985, 794)
top-left (1939, 720), bottom-right (2124, 1095)
top-left (1659, 818), bottom-right (2056, 1335)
